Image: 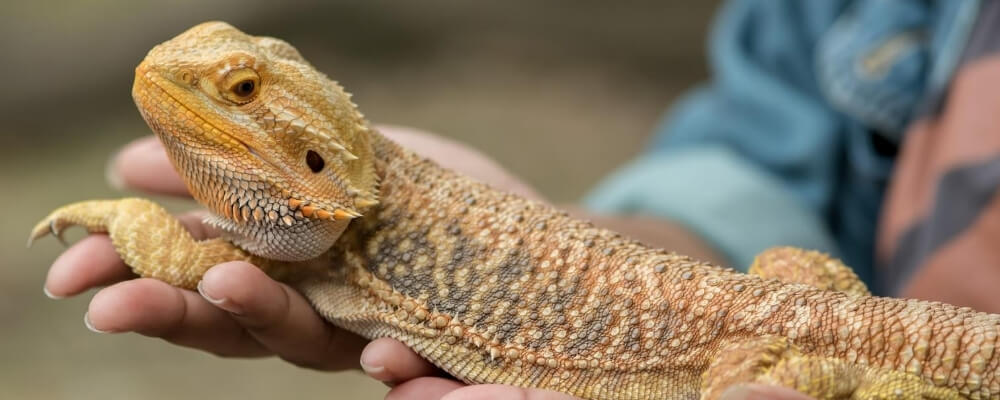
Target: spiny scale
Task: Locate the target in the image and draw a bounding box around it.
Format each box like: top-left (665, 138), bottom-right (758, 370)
top-left (287, 197), bottom-right (359, 220)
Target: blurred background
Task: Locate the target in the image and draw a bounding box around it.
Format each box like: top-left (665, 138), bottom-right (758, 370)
top-left (1, 1), bottom-right (719, 399)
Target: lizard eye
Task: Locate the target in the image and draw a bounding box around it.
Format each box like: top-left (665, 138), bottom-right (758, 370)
top-left (220, 68), bottom-right (260, 104)
top-left (233, 80), bottom-right (255, 97)
top-left (306, 150), bottom-right (325, 173)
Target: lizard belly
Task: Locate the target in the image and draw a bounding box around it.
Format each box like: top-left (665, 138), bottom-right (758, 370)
top-left (294, 271), bottom-right (703, 400)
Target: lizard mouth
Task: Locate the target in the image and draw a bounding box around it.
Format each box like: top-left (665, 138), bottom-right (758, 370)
top-left (138, 72), bottom-right (258, 154)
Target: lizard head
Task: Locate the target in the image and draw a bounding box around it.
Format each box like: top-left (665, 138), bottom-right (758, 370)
top-left (131, 21), bottom-right (379, 261)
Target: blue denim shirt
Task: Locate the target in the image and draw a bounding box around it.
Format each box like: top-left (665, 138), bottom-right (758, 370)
top-left (585, 0), bottom-right (980, 288)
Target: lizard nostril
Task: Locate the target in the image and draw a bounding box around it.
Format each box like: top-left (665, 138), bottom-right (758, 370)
top-left (306, 150), bottom-right (324, 173)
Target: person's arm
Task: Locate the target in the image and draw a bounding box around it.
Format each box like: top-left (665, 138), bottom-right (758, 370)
top-left (584, 0), bottom-right (848, 272)
top-left (562, 206), bottom-right (726, 265)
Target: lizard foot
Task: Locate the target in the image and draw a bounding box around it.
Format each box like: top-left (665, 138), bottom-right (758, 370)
top-left (29, 198), bottom-right (253, 289)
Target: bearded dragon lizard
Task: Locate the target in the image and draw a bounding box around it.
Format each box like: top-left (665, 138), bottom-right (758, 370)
top-left (29, 22), bottom-right (1000, 399)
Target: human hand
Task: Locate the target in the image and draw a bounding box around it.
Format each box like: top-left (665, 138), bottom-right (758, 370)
top-left (359, 337), bottom-right (578, 399)
top-left (362, 344), bottom-right (816, 400)
top-left (364, 370), bottom-right (816, 400)
top-left (719, 384), bottom-right (817, 400)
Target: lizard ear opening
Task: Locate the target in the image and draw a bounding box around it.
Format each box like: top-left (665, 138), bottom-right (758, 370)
top-left (306, 150), bottom-right (325, 173)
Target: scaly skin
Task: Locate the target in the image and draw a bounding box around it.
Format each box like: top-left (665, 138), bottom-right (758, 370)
top-left (29, 22), bottom-right (1000, 399)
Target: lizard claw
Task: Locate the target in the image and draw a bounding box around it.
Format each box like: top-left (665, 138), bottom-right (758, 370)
top-left (27, 221), bottom-right (48, 248)
top-left (50, 219), bottom-right (70, 247)
top-left (28, 210), bottom-right (76, 248)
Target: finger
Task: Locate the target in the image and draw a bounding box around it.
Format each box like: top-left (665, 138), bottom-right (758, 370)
top-left (176, 210), bottom-right (221, 240)
top-left (720, 384), bottom-right (817, 400)
top-left (86, 278), bottom-right (270, 357)
top-left (44, 235), bottom-right (136, 298)
top-left (196, 261), bottom-right (368, 370)
top-left (361, 338), bottom-right (440, 385)
top-left (440, 384), bottom-right (580, 400)
top-left (109, 136), bottom-right (189, 197)
top-left (385, 377), bottom-right (464, 400)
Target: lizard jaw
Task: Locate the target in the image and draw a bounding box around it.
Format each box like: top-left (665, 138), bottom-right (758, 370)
top-left (204, 211), bottom-right (350, 262)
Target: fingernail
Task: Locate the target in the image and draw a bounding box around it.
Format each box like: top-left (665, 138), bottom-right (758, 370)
top-left (83, 312), bottom-right (110, 333)
top-left (359, 358), bottom-right (385, 375)
top-left (360, 346), bottom-right (394, 387)
top-left (43, 286), bottom-right (65, 300)
top-left (197, 280), bottom-right (242, 314)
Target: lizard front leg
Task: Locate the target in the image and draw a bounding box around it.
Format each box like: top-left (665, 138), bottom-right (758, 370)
top-left (29, 198), bottom-right (260, 290)
top-left (749, 247), bottom-right (871, 297)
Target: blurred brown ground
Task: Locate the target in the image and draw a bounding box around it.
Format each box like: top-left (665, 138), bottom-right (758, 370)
top-left (0, 1), bottom-right (719, 399)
